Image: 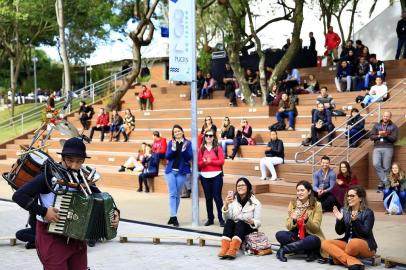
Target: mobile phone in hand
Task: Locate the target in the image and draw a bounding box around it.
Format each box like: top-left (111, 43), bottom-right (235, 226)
top-left (228, 190), bottom-right (234, 197)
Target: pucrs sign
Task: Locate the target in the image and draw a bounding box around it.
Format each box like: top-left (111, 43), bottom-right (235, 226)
top-left (169, 0), bottom-right (195, 82)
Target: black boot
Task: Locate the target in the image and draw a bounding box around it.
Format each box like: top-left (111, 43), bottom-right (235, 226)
top-left (276, 247), bottom-right (284, 261)
top-left (172, 216), bottom-right (179, 227)
top-left (123, 132), bottom-right (129, 142)
top-left (137, 177), bottom-right (143, 192)
top-left (306, 250), bottom-right (319, 262)
top-left (278, 241), bottom-right (302, 262)
top-left (167, 217), bottom-right (175, 225)
top-left (348, 265), bottom-right (365, 270)
top-left (118, 165), bottom-right (126, 172)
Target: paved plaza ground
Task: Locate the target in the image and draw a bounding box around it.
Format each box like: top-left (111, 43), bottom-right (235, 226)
top-left (0, 180), bottom-right (405, 269)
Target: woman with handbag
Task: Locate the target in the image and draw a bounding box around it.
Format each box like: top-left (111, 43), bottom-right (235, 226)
top-left (229, 119), bottom-right (253, 160)
top-left (198, 130), bottom-right (225, 227)
top-left (383, 163), bottom-right (406, 209)
top-left (218, 177), bottom-right (261, 260)
top-left (275, 180), bottom-right (326, 262)
top-left (321, 186), bottom-right (377, 270)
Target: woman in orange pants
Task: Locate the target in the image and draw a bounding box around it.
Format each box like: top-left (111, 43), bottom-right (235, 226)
top-left (321, 186), bottom-right (377, 270)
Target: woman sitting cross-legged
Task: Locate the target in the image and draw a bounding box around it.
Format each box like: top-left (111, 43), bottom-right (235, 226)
top-left (259, 130), bottom-right (284, 181)
top-left (198, 131), bottom-right (225, 227)
top-left (275, 180), bottom-right (327, 263)
top-left (321, 186), bottom-right (377, 270)
top-left (137, 144), bottom-right (159, 193)
top-left (383, 162), bottom-right (406, 210)
top-left (276, 92), bottom-right (297, 131)
top-left (218, 177), bottom-right (261, 260)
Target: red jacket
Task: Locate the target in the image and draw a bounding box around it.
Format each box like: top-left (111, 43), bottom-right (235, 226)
top-left (325, 31), bottom-right (341, 50)
top-left (139, 88), bottom-right (154, 103)
top-left (96, 113), bottom-right (109, 126)
top-left (198, 146), bottom-right (224, 172)
top-left (152, 137), bottom-right (167, 154)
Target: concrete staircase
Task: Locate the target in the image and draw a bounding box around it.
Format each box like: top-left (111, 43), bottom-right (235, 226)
top-left (1, 59), bottom-right (406, 212)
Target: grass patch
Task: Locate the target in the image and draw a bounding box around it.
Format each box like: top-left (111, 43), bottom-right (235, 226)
top-left (396, 137), bottom-right (406, 146)
top-left (0, 103), bottom-right (39, 122)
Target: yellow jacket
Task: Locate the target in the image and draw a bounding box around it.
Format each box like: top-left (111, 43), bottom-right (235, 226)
top-left (286, 200), bottom-right (328, 257)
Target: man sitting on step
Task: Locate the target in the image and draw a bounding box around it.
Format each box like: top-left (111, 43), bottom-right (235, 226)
top-left (311, 103), bottom-right (335, 146)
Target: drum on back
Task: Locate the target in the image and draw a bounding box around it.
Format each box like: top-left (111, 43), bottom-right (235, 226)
top-left (2, 150), bottom-right (50, 190)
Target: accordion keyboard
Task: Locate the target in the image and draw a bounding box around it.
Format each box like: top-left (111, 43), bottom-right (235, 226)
top-left (48, 192), bottom-right (74, 234)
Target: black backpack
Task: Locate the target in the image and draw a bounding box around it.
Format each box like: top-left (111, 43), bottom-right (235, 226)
top-left (268, 122), bottom-right (286, 131)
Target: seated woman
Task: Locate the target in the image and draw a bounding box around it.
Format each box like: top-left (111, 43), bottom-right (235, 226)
top-left (78, 101), bottom-right (94, 130)
top-left (259, 130), bottom-right (284, 181)
top-left (229, 119), bottom-right (253, 160)
top-left (109, 110), bottom-right (123, 142)
top-left (267, 84), bottom-right (282, 106)
top-left (218, 177), bottom-right (261, 260)
top-left (198, 116), bottom-right (217, 146)
top-left (201, 72), bottom-right (216, 99)
top-left (346, 108), bottom-right (365, 147)
top-left (219, 117), bottom-right (235, 157)
top-left (276, 92), bottom-right (298, 131)
top-left (137, 144), bottom-right (159, 193)
top-left (245, 68), bottom-right (260, 96)
top-left (137, 85), bottom-right (154, 110)
top-left (321, 186), bottom-right (377, 270)
top-left (118, 108), bottom-right (135, 142)
top-left (361, 76), bottom-right (387, 108)
top-left (331, 161), bottom-right (358, 208)
top-left (118, 142), bottom-right (147, 172)
top-left (275, 180), bottom-right (326, 263)
top-left (383, 163), bottom-right (406, 210)
top-left (304, 74), bottom-right (320, 93)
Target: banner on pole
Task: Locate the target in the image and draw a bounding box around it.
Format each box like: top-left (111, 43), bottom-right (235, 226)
top-left (169, 0), bottom-right (195, 82)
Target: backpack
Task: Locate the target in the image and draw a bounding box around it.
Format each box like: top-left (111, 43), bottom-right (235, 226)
top-left (244, 232), bottom-right (272, 256)
top-left (268, 122), bottom-right (286, 131)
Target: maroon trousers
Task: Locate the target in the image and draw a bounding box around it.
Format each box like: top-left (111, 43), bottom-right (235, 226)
top-left (36, 221), bottom-right (87, 270)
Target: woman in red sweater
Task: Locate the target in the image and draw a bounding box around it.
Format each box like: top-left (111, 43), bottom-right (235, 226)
top-left (331, 161), bottom-right (358, 208)
top-left (198, 130), bottom-right (225, 227)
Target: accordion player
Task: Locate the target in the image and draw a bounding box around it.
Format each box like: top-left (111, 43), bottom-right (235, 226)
top-left (12, 137), bottom-right (120, 270)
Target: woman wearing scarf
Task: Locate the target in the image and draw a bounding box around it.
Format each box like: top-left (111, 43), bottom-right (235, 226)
top-left (218, 177), bottom-right (261, 260)
top-left (275, 180), bottom-right (326, 262)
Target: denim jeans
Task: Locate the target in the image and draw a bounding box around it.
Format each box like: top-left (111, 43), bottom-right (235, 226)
top-left (220, 139), bottom-right (234, 156)
top-left (364, 71), bottom-right (383, 89)
top-left (372, 147), bottom-right (394, 186)
top-left (346, 128), bottom-right (365, 146)
top-left (200, 174), bottom-right (224, 222)
top-left (276, 111), bottom-right (295, 128)
top-left (361, 95), bottom-right (382, 106)
top-left (165, 171), bottom-right (187, 217)
top-left (395, 37), bottom-right (406, 60)
top-left (335, 76), bottom-right (352, 91)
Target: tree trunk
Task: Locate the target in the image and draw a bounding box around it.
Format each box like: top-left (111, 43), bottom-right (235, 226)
top-left (106, 0), bottom-right (159, 111)
top-left (346, 0), bottom-right (360, 42)
top-left (56, 0), bottom-right (71, 97)
top-left (268, 0), bottom-right (304, 90)
top-left (334, 13), bottom-right (346, 46)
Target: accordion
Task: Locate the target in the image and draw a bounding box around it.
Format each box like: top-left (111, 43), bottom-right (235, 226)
top-left (48, 191), bottom-right (117, 241)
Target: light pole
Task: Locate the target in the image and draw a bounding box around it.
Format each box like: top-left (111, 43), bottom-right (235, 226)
top-left (32, 56), bottom-right (38, 104)
top-left (84, 63), bottom-right (87, 89)
top-left (87, 66), bottom-right (93, 86)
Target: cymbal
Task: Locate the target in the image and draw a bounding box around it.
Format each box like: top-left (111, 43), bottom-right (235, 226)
top-left (54, 120), bottom-right (80, 137)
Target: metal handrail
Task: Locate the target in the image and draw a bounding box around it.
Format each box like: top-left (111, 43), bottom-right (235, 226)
top-left (294, 78), bottom-right (406, 168)
top-left (0, 66), bottom-right (132, 126)
top-left (0, 66), bottom-right (132, 132)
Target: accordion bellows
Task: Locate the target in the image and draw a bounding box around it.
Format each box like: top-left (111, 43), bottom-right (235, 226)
top-left (48, 192), bottom-right (117, 241)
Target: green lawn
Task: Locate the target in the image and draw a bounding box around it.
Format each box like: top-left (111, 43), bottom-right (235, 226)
top-left (0, 103), bottom-right (40, 122)
top-left (396, 137), bottom-right (406, 146)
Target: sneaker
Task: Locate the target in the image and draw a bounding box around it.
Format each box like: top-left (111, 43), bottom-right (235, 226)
top-left (260, 177), bottom-right (267, 181)
top-left (287, 127), bottom-right (294, 131)
top-left (137, 188), bottom-right (142, 192)
top-left (270, 176), bottom-right (277, 181)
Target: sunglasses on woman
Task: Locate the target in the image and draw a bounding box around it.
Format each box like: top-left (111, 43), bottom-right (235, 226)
top-left (205, 134), bottom-right (214, 138)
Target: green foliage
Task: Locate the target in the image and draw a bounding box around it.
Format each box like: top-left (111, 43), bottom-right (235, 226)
top-left (197, 50), bottom-right (212, 74)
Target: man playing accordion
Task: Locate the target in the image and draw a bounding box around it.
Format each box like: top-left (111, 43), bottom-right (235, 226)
top-left (12, 137), bottom-right (120, 270)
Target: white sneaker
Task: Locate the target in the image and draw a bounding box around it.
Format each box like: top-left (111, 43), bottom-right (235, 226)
top-left (270, 176), bottom-right (277, 181)
top-left (260, 177), bottom-right (267, 181)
